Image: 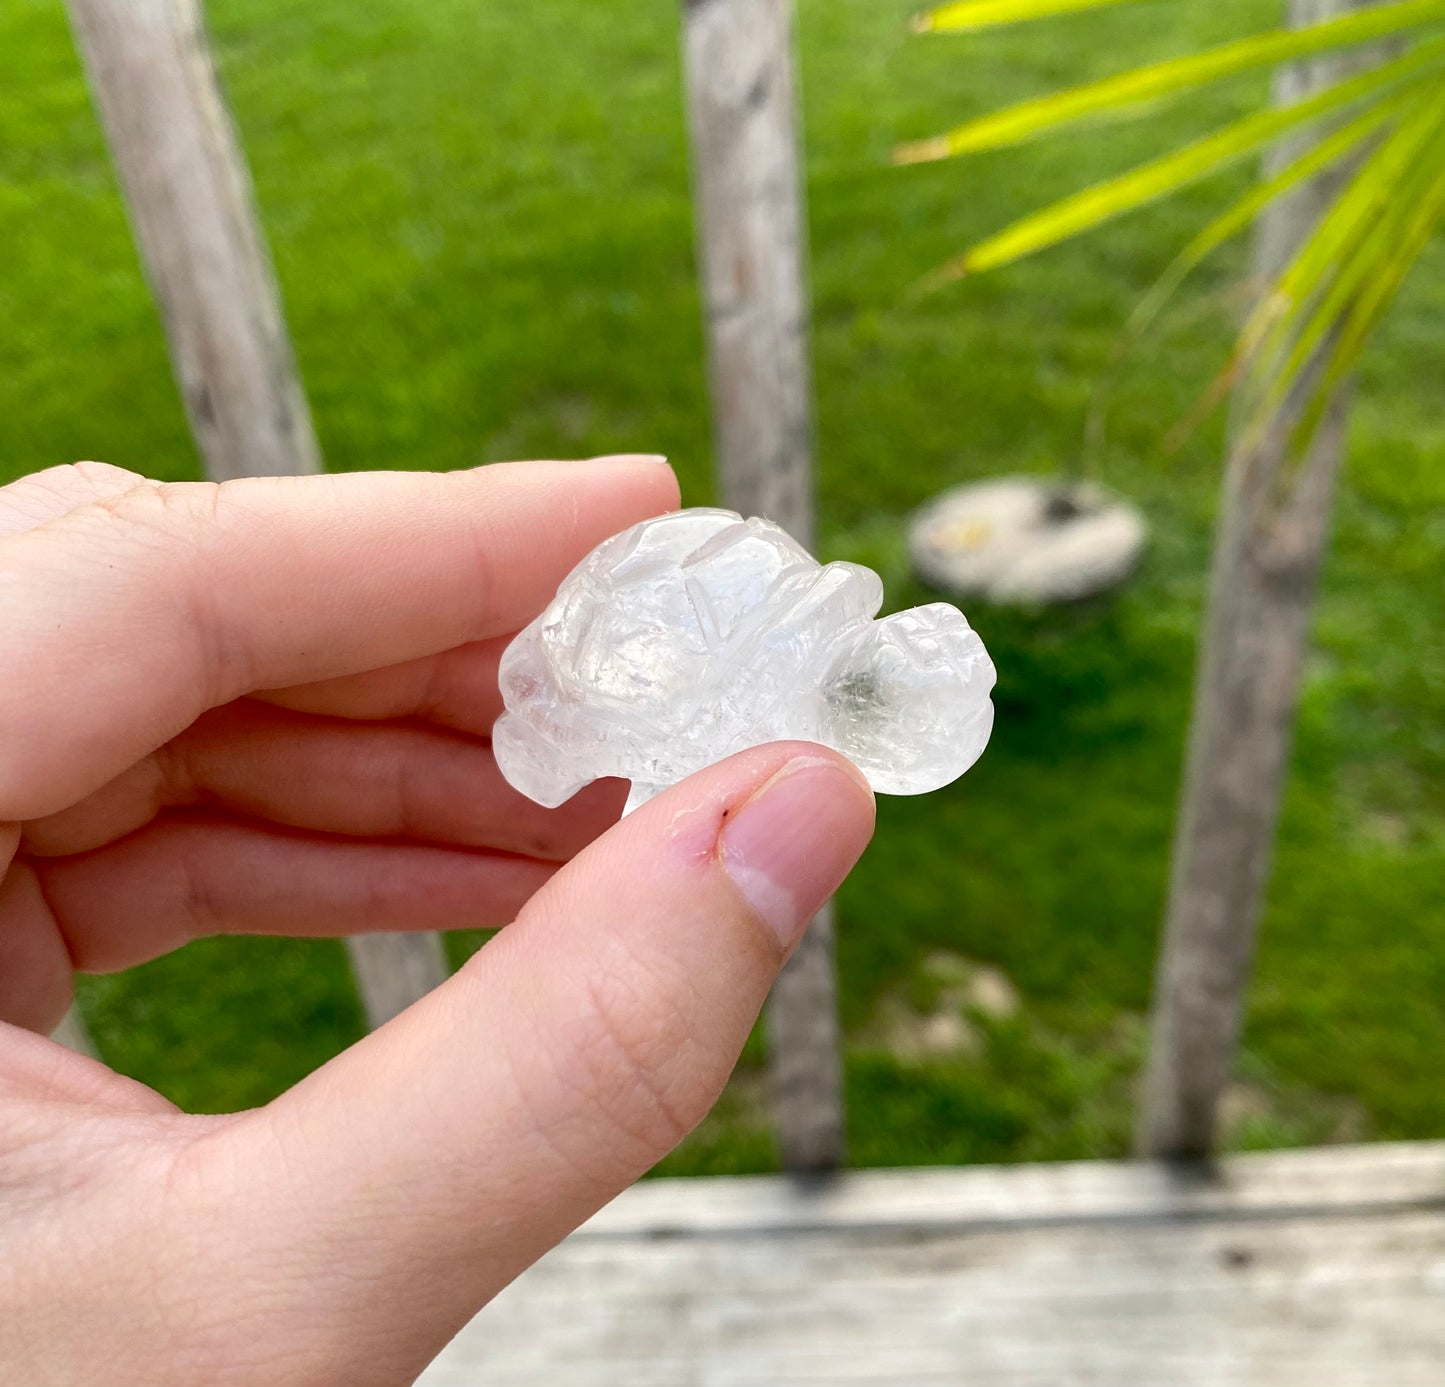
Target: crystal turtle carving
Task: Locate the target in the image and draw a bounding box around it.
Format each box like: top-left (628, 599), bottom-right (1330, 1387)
top-left (494, 508), bottom-right (997, 815)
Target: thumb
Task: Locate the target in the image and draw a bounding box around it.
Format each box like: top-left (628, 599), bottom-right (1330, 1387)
top-left (191, 742), bottom-right (873, 1382)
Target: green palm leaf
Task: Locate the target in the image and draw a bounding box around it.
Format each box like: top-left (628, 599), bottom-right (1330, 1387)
top-left (1308, 128), bottom-right (1445, 413)
top-left (1261, 93), bottom-right (1445, 398)
top-left (1239, 85), bottom-right (1445, 392)
top-left (896, 0), bottom-right (1445, 162)
top-left (913, 0), bottom-right (1145, 33)
top-left (904, 0), bottom-right (1445, 465)
top-left (1081, 90), bottom-right (1416, 470)
top-left (1126, 89), bottom-right (1414, 341)
top-left (1127, 89), bottom-right (1410, 327)
top-left (1246, 100), bottom-right (1445, 444)
top-left (921, 41), bottom-right (1445, 283)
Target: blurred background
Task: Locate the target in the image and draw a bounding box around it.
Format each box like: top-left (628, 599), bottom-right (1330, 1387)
top-left (1, 0), bottom-right (1441, 1173)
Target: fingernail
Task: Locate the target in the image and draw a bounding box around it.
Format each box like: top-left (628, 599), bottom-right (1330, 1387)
top-left (587, 453), bottom-right (669, 467)
top-left (719, 756), bottom-right (875, 951)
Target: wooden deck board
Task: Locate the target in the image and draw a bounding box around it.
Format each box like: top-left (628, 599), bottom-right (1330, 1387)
top-left (420, 1142), bottom-right (1445, 1385)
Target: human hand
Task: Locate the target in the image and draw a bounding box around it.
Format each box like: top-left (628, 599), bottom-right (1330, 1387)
top-left (0, 458), bottom-right (875, 1385)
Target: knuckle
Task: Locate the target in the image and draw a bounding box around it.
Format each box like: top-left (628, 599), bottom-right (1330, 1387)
top-left (92, 476), bottom-right (201, 548)
top-left (67, 459), bottom-right (145, 490)
top-left (0, 461), bottom-right (146, 538)
top-left (570, 948), bottom-right (706, 1161)
top-left (95, 480), bottom-right (267, 699)
top-left (491, 933), bottom-right (713, 1188)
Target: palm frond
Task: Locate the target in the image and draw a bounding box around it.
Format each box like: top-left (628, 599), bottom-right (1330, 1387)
top-left (903, 0), bottom-right (1445, 466)
top-left (1239, 85), bottom-right (1445, 396)
top-left (920, 41), bottom-right (1445, 283)
top-left (913, 0), bottom-right (1146, 34)
top-left (1305, 125), bottom-right (1445, 420)
top-left (1246, 98), bottom-right (1445, 447)
top-left (895, 0), bottom-right (1445, 163)
top-left (1082, 90), bottom-right (1415, 471)
top-left (1127, 90), bottom-right (1413, 341)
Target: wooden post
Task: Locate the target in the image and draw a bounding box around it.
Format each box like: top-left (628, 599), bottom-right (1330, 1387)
top-left (345, 933), bottom-right (452, 1029)
top-left (1138, 0), bottom-right (1366, 1159)
top-left (51, 1005), bottom-right (97, 1058)
top-left (65, 0), bottom-right (449, 1025)
top-left (64, 0), bottom-right (320, 483)
top-left (680, 0), bottom-right (845, 1172)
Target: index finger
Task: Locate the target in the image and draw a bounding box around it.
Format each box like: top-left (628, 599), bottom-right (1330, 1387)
top-left (0, 456), bottom-right (677, 820)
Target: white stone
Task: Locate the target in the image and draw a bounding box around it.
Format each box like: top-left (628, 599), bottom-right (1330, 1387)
top-left (909, 476), bottom-right (1146, 605)
top-left (494, 509), bottom-right (996, 813)
top-left (962, 966), bottom-right (1020, 1020)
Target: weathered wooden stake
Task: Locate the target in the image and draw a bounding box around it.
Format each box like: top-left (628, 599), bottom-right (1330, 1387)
top-left (1139, 0), bottom-right (1366, 1159)
top-left (51, 1005), bottom-right (97, 1057)
top-left (65, 0), bottom-right (449, 1028)
top-left (680, 0), bottom-right (844, 1172)
top-left (64, 0), bottom-right (320, 483)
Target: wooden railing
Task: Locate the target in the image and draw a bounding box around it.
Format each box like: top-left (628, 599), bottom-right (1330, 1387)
top-left (52, 0), bottom-right (1343, 1172)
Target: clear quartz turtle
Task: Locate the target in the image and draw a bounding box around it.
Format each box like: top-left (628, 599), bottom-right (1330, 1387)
top-left (494, 508), bottom-right (996, 815)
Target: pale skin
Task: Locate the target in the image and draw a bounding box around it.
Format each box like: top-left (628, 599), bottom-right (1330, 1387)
top-left (0, 456), bottom-right (876, 1385)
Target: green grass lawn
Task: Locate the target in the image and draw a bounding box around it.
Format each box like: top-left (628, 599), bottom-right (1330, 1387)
top-left (2, 0), bottom-right (1441, 1170)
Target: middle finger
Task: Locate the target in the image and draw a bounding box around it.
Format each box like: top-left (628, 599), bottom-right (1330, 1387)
top-left (255, 635), bottom-right (511, 736)
top-left (23, 701), bottom-right (622, 861)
